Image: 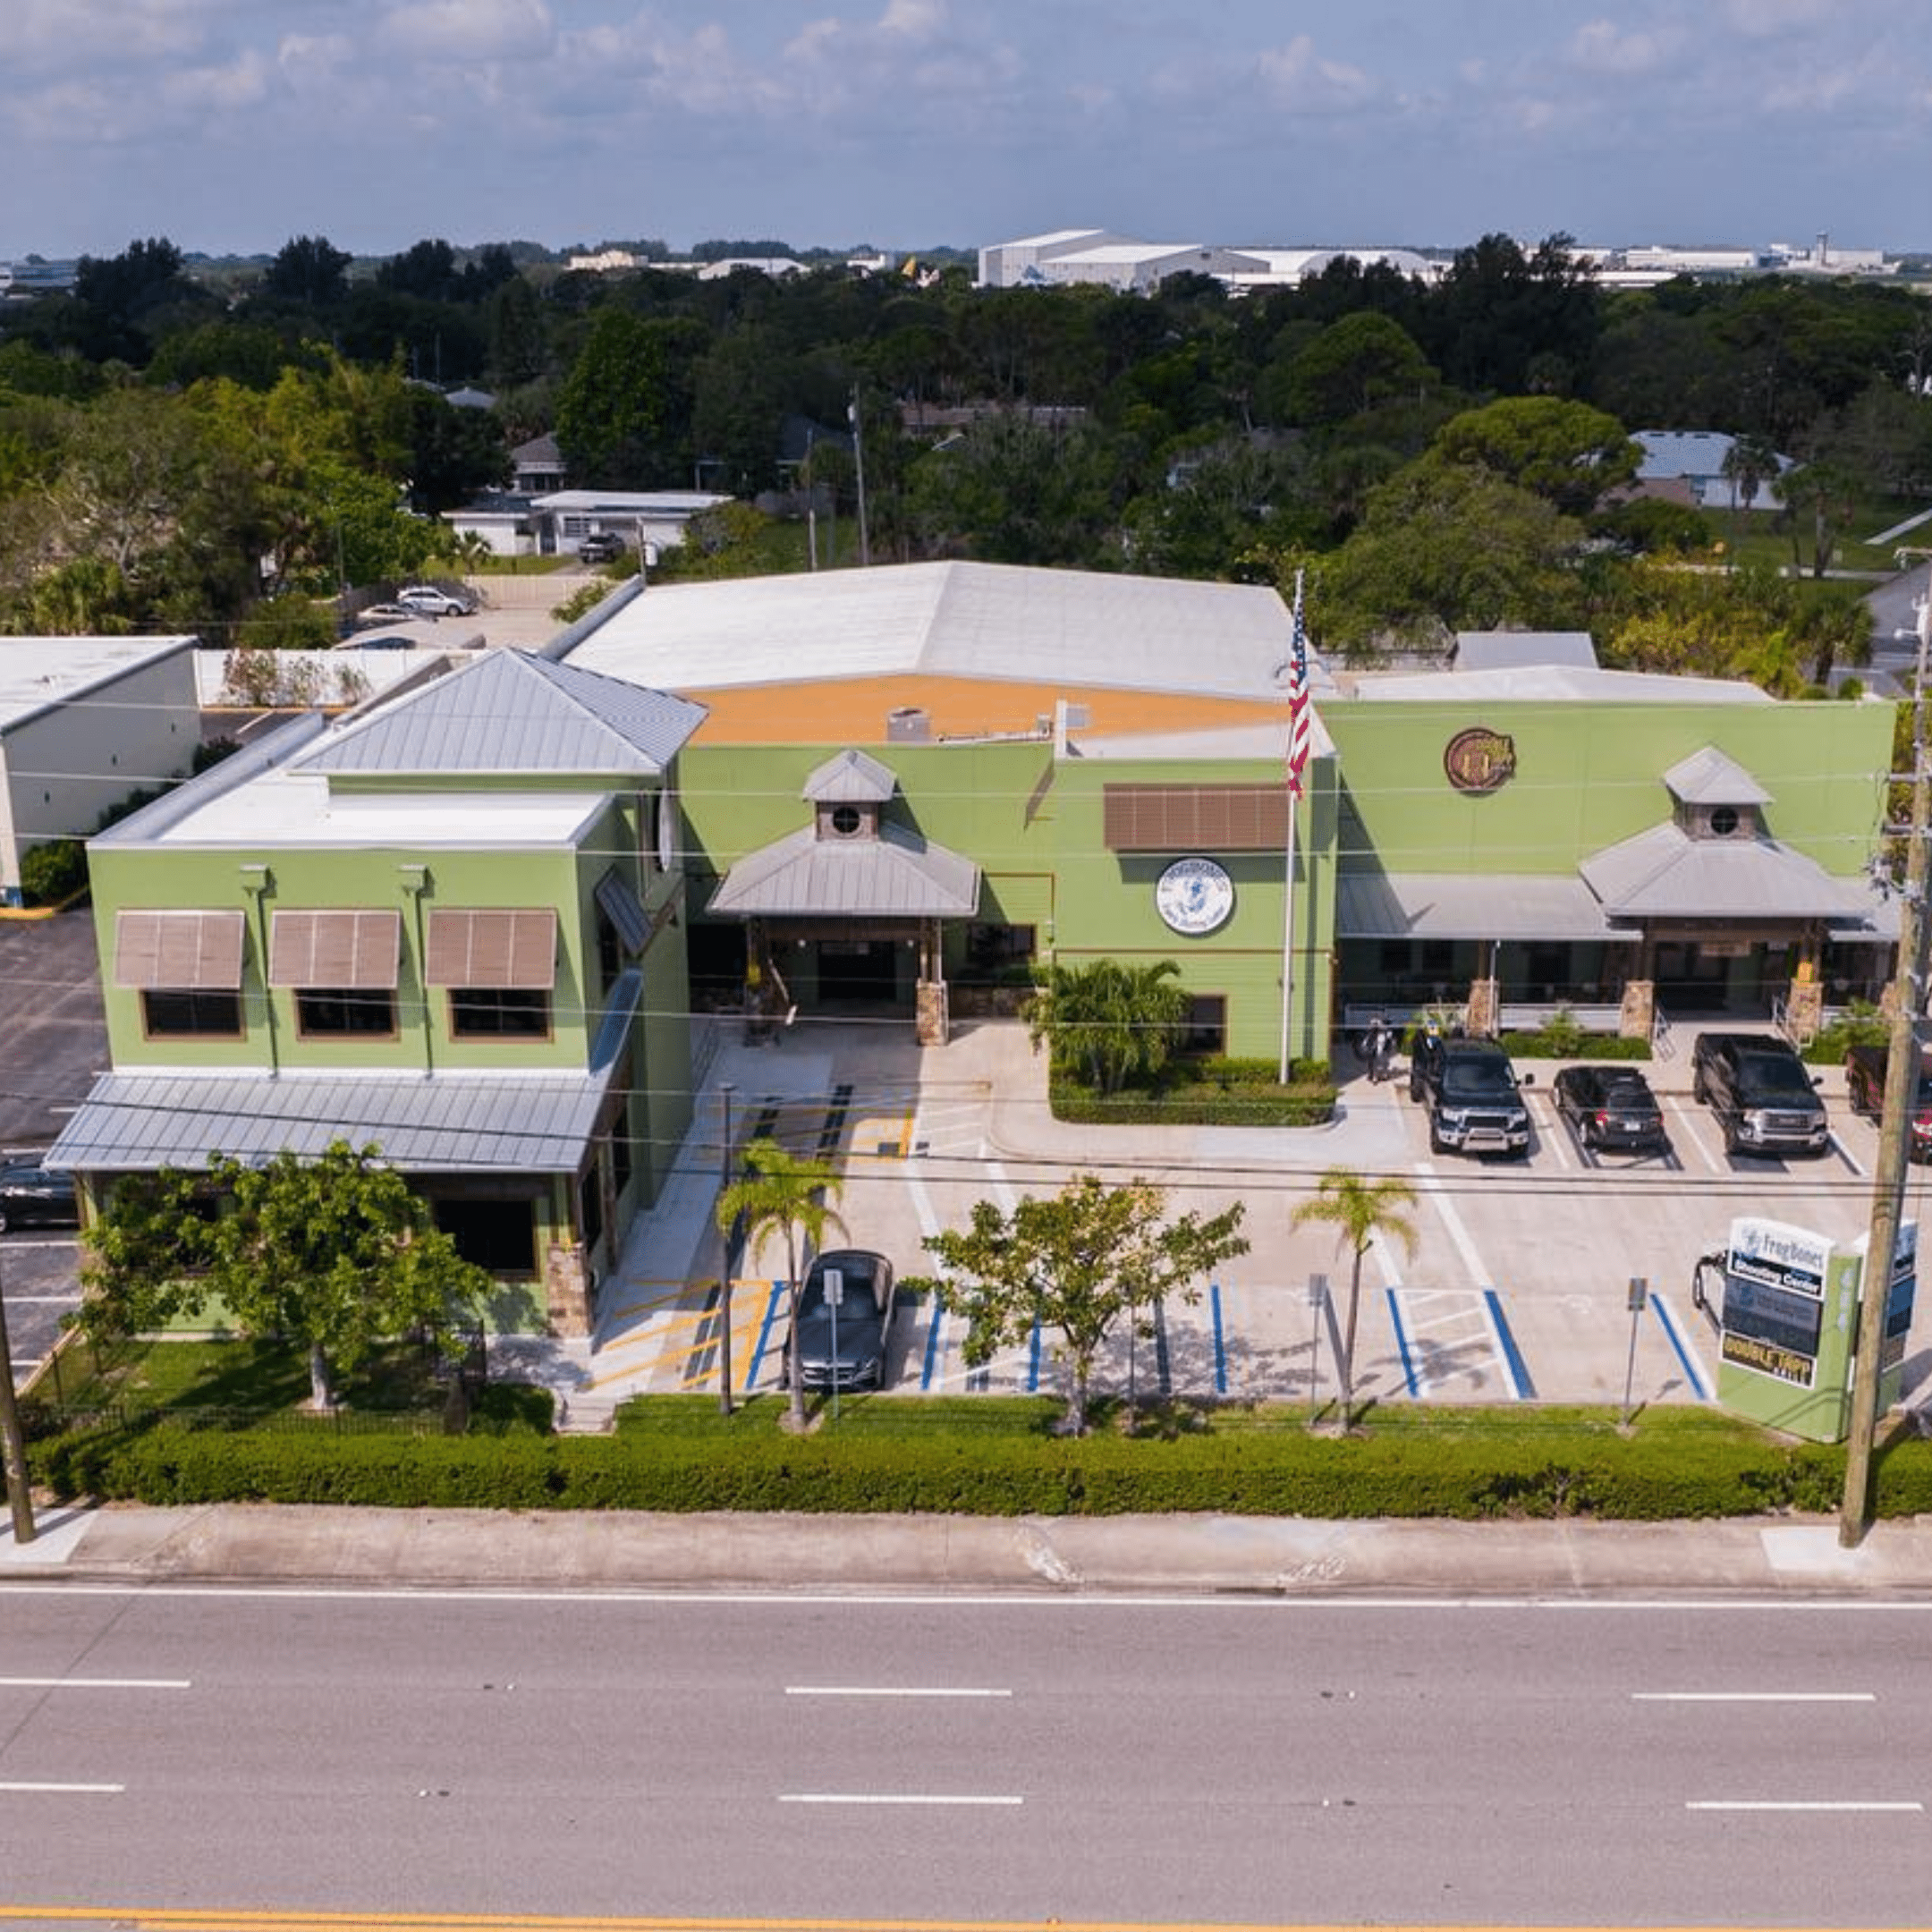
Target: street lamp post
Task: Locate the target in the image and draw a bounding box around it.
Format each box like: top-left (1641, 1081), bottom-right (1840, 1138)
top-left (717, 1083), bottom-right (736, 1419)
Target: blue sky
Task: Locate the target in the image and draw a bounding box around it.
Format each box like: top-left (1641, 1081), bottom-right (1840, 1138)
top-left (6, 0), bottom-right (1930, 260)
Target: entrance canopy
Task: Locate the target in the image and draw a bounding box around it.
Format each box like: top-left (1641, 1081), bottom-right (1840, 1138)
top-left (708, 821), bottom-right (979, 919)
top-left (1336, 870), bottom-right (1640, 942)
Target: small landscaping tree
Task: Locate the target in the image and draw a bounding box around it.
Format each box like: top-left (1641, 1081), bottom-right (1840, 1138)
top-left (715, 1137), bottom-right (846, 1431)
top-left (919, 1173), bottom-right (1249, 1435)
top-left (82, 1140), bottom-right (492, 1411)
top-left (1026, 958), bottom-right (1191, 1096)
top-left (1292, 1167), bottom-right (1420, 1429)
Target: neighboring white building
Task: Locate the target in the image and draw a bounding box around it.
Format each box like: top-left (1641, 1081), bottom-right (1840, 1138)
top-left (978, 229), bottom-right (1122, 287)
top-left (1221, 246), bottom-right (1445, 292)
top-left (443, 489), bottom-right (734, 561)
top-left (0, 636), bottom-right (201, 904)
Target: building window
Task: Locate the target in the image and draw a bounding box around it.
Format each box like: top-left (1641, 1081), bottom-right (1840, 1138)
top-left (449, 987), bottom-right (551, 1038)
top-left (294, 988), bottom-right (398, 1038)
top-left (1182, 994), bottom-right (1227, 1055)
top-left (830, 804), bottom-right (862, 836)
top-left (141, 988), bottom-right (243, 1038)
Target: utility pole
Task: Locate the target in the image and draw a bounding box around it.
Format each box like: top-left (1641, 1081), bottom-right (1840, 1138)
top-left (0, 1244), bottom-right (38, 1546)
top-left (717, 1082), bottom-right (736, 1419)
top-left (1841, 568), bottom-right (1932, 1545)
top-left (849, 387), bottom-right (870, 567)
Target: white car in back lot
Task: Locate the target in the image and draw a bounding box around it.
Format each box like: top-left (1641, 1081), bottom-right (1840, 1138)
top-left (396, 585), bottom-right (476, 617)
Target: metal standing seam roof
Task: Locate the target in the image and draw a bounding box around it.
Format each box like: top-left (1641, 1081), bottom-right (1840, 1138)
top-left (1335, 871), bottom-right (1640, 942)
top-left (1663, 746), bottom-right (1774, 805)
top-left (1578, 824), bottom-right (1873, 919)
top-left (294, 648), bottom-right (706, 779)
top-left (708, 823), bottom-right (980, 919)
top-left (804, 749), bottom-right (897, 803)
top-left (564, 560), bottom-right (1302, 706)
top-left (44, 1068), bottom-right (612, 1174)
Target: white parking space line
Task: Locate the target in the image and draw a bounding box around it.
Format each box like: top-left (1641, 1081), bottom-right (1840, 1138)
top-left (1830, 1133), bottom-right (1867, 1176)
top-left (1532, 1096), bottom-right (1574, 1173)
top-left (1666, 1097), bottom-right (1724, 1174)
top-left (1414, 1163), bottom-right (1494, 1289)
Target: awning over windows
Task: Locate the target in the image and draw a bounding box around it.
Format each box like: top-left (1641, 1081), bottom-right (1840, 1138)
top-left (113, 910), bottom-right (246, 990)
top-left (593, 869), bottom-right (650, 956)
top-left (423, 908), bottom-right (557, 988)
top-left (267, 910), bottom-right (401, 988)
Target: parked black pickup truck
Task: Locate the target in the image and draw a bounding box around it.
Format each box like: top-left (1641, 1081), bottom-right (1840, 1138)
top-left (1845, 1042), bottom-right (1932, 1161)
top-left (1409, 1035), bottom-right (1530, 1158)
top-left (1691, 1031), bottom-right (1829, 1157)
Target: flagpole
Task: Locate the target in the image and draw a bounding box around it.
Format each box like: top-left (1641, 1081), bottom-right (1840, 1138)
top-left (1278, 772), bottom-right (1299, 1084)
top-left (1279, 568), bottom-right (1308, 1085)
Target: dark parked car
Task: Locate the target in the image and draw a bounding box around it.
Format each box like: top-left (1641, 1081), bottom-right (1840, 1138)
top-left (1553, 1064), bottom-right (1668, 1153)
top-left (1845, 1043), bottom-right (1932, 1160)
top-left (0, 1157), bottom-right (79, 1233)
top-left (578, 530), bottom-right (625, 564)
top-left (1691, 1030), bottom-right (1829, 1157)
top-left (1409, 1034), bottom-right (1530, 1158)
top-left (792, 1249), bottom-right (897, 1390)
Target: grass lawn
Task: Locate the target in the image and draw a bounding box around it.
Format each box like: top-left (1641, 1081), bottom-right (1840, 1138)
top-left (42, 1333), bottom-right (452, 1420)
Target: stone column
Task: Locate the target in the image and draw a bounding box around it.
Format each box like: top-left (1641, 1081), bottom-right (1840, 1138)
top-left (1619, 979), bottom-right (1655, 1042)
top-left (544, 1240), bottom-right (592, 1338)
top-left (916, 977), bottom-right (949, 1046)
top-left (1465, 976), bottom-right (1499, 1038)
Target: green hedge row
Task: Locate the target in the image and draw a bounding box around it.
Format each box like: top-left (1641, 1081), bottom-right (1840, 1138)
top-left (30, 1410), bottom-right (1932, 1520)
top-left (1049, 1074), bottom-right (1336, 1128)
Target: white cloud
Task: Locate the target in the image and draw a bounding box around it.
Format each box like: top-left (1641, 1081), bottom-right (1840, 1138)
top-left (1724, 0), bottom-right (1836, 37)
top-left (1254, 35), bottom-right (1377, 112)
top-left (1568, 20), bottom-right (1676, 77)
top-left (377, 0), bottom-right (555, 63)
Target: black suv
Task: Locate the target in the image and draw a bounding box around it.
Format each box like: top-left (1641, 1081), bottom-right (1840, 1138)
top-left (1691, 1031), bottom-right (1829, 1157)
top-left (1409, 1035), bottom-right (1530, 1158)
top-left (578, 530), bottom-right (624, 564)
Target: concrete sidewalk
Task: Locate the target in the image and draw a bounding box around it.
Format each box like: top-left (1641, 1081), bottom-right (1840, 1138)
top-left (5, 1502), bottom-right (1932, 1596)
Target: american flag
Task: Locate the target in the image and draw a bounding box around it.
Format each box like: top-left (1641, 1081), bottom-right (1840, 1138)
top-left (1285, 569), bottom-right (1312, 801)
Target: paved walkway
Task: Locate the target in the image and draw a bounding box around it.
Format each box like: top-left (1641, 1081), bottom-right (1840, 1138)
top-left (4, 1499), bottom-right (1932, 1594)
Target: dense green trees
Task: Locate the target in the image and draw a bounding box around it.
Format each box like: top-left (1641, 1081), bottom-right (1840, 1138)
top-left (2, 222), bottom-right (1928, 682)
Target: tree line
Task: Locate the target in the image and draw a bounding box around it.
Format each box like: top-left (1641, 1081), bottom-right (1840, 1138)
top-left (4, 226), bottom-right (1929, 678)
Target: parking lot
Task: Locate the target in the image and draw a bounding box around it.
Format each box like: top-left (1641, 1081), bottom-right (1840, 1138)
top-left (596, 1021), bottom-right (1931, 1421)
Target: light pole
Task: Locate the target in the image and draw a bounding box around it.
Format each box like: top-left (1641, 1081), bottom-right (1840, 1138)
top-left (717, 1082), bottom-right (736, 1419)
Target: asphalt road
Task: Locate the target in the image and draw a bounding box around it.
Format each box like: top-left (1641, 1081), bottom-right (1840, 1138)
top-left (0, 1586), bottom-right (1927, 1928)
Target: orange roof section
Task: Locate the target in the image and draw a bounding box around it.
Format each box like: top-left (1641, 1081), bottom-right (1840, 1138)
top-left (681, 674), bottom-right (1289, 745)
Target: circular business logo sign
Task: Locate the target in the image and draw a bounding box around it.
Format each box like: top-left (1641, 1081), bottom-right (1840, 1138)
top-left (1155, 856), bottom-right (1235, 936)
top-left (1444, 725), bottom-right (1517, 794)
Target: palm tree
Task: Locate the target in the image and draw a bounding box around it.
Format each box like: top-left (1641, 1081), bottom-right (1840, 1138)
top-left (1291, 1167), bottom-right (1420, 1429)
top-left (716, 1136), bottom-right (846, 1430)
top-left (1025, 958), bottom-right (1191, 1096)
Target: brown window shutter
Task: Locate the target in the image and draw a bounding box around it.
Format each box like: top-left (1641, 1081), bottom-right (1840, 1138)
top-left (425, 908), bottom-right (558, 988)
top-left (114, 910), bottom-right (246, 989)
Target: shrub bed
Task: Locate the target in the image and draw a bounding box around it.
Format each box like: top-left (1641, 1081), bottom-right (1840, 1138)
top-left (29, 1402), bottom-right (1932, 1521)
top-left (1050, 1057), bottom-right (1336, 1127)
